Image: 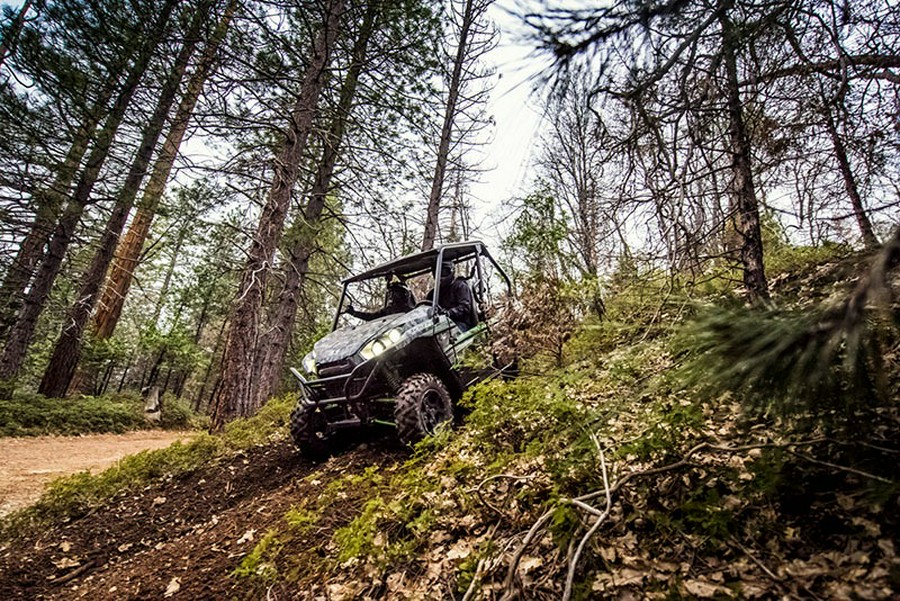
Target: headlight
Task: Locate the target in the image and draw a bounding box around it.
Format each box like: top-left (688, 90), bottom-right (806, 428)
top-left (302, 351), bottom-right (317, 376)
top-left (360, 328), bottom-right (403, 361)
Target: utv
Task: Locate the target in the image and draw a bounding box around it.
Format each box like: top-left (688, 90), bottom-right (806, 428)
top-left (288, 241), bottom-right (513, 458)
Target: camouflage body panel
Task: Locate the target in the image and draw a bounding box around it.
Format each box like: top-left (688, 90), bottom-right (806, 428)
top-left (312, 306), bottom-right (436, 367)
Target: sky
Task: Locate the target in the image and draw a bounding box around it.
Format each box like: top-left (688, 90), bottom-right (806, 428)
top-left (468, 1), bottom-right (551, 241)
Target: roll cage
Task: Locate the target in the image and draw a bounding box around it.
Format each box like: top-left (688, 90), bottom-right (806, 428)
top-left (332, 240), bottom-right (513, 331)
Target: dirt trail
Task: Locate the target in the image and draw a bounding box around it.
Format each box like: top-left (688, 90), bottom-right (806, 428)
top-left (0, 439), bottom-right (402, 600)
top-left (0, 431), bottom-right (195, 516)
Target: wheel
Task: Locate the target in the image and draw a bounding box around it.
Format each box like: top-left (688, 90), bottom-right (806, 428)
top-left (394, 373), bottom-right (453, 445)
top-left (290, 403), bottom-right (332, 460)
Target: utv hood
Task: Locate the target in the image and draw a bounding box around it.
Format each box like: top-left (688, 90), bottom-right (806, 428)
top-left (312, 306), bottom-right (432, 365)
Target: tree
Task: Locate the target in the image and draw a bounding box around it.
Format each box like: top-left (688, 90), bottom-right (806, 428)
top-left (209, 0), bottom-right (345, 430)
top-left (525, 0), bottom-right (900, 300)
top-left (0, 0), bottom-right (178, 396)
top-left (525, 0), bottom-right (773, 301)
top-left (421, 0), bottom-right (495, 250)
top-left (0, 0), bottom-right (145, 343)
top-left (0, 0), bottom-right (37, 70)
top-left (38, 1), bottom-right (216, 398)
top-left (532, 76), bottom-right (634, 316)
top-left (90, 0), bottom-right (238, 342)
top-left (501, 188), bottom-right (567, 280)
top-left (251, 0), bottom-right (381, 408)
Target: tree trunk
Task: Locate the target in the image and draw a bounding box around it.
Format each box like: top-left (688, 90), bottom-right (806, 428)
top-left (0, 76), bottom-right (118, 345)
top-left (195, 316), bottom-right (228, 411)
top-left (39, 2), bottom-right (208, 398)
top-left (0, 0), bottom-right (177, 397)
top-left (719, 9), bottom-right (769, 303)
top-left (209, 0), bottom-right (344, 431)
top-left (824, 110), bottom-right (879, 250)
top-left (91, 0), bottom-right (238, 341)
top-left (152, 225), bottom-right (189, 324)
top-left (421, 0), bottom-right (475, 251)
top-left (252, 0), bottom-right (379, 409)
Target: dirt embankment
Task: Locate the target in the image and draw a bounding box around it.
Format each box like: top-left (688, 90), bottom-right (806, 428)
top-left (0, 431), bottom-right (195, 517)
top-left (0, 439), bottom-right (403, 600)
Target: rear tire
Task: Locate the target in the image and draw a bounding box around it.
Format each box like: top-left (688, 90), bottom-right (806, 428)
top-left (395, 373), bottom-right (452, 445)
top-left (290, 403), bottom-right (331, 460)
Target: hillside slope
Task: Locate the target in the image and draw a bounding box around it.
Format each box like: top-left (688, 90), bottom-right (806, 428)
top-left (0, 439), bottom-right (406, 599)
top-left (1, 251), bottom-right (898, 600)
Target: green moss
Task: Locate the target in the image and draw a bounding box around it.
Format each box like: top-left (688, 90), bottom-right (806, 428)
top-left (235, 530), bottom-right (283, 580)
top-left (764, 239), bottom-right (851, 277)
top-left (333, 498), bottom-right (387, 562)
top-left (283, 506), bottom-right (318, 533)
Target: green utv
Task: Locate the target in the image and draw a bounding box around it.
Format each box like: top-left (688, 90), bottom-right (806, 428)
top-left (289, 241), bottom-right (514, 458)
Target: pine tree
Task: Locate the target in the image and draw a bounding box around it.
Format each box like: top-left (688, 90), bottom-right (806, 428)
top-left (421, 0), bottom-right (494, 250)
top-left (0, 0), bottom-right (36, 69)
top-left (209, 0), bottom-right (345, 430)
top-left (0, 0), bottom-right (178, 396)
top-left (38, 1), bottom-right (214, 397)
top-left (251, 0), bottom-right (381, 408)
top-left (90, 0), bottom-right (238, 342)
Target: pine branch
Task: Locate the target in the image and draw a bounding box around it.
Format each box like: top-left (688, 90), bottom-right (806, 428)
top-left (679, 228), bottom-right (900, 422)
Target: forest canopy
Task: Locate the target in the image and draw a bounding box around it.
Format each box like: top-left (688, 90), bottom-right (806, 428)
top-left (0, 0), bottom-right (896, 427)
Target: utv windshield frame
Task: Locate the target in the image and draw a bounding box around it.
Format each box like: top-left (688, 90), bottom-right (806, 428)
top-left (331, 240), bottom-right (512, 331)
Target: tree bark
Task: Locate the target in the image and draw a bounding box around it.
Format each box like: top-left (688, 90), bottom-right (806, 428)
top-left (195, 316), bottom-right (228, 411)
top-left (209, 0), bottom-right (344, 431)
top-left (0, 0), bottom-right (177, 397)
top-left (38, 2), bottom-right (209, 398)
top-left (824, 110), bottom-right (879, 250)
top-left (252, 0), bottom-right (379, 409)
top-left (91, 0), bottom-right (238, 341)
top-left (0, 125), bottom-right (92, 344)
top-left (421, 0), bottom-right (476, 251)
top-left (719, 8), bottom-right (769, 303)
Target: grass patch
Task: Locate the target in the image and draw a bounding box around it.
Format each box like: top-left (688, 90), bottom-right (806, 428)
top-left (0, 391), bottom-right (203, 436)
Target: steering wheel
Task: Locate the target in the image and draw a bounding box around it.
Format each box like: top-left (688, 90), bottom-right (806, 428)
top-left (415, 299), bottom-right (434, 308)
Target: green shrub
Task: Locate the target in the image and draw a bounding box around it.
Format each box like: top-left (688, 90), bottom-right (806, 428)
top-left (0, 392), bottom-right (146, 436)
top-left (158, 393), bottom-right (206, 430)
top-left (0, 390), bottom-right (207, 436)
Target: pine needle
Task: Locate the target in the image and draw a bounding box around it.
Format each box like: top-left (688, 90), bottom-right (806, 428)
top-left (678, 228), bottom-right (900, 428)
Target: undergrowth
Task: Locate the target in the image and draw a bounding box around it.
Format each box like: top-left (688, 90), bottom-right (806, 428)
top-left (236, 326), bottom-right (694, 593)
top-left (6, 241), bottom-right (895, 598)
top-left (0, 391), bottom-right (202, 436)
top-left (235, 243), bottom-right (898, 599)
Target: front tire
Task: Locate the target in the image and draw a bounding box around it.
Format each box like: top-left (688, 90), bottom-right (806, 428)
top-left (290, 404), bottom-right (331, 460)
top-left (394, 373), bottom-right (452, 445)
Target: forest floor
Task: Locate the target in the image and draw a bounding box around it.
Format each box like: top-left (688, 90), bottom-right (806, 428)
top-left (0, 436), bottom-right (405, 600)
top-left (0, 431), bottom-right (195, 517)
top-left (1, 251), bottom-right (898, 600)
